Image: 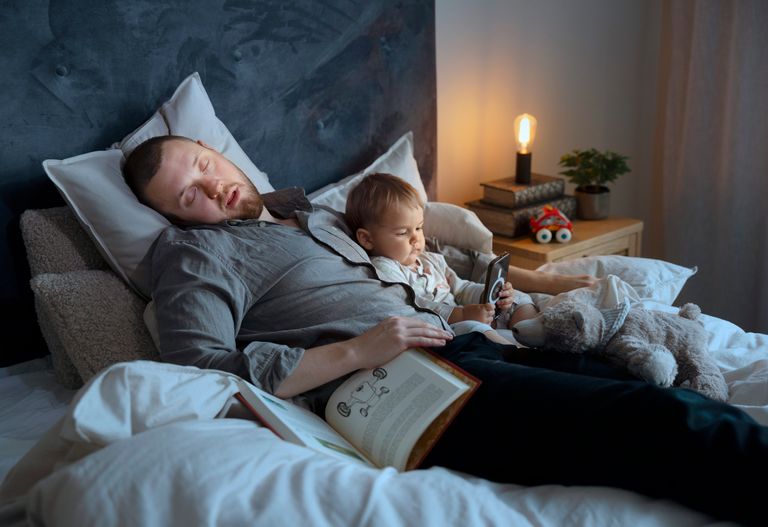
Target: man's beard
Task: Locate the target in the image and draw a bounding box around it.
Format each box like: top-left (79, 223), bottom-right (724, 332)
top-left (231, 175), bottom-right (264, 220)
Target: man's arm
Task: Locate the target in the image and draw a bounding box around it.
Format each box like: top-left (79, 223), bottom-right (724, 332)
top-left (274, 316), bottom-right (453, 398)
top-left (507, 266), bottom-right (596, 295)
top-left (152, 238), bottom-right (272, 382)
top-left (152, 235), bottom-right (452, 399)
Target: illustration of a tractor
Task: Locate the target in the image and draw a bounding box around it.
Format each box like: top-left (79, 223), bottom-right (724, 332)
top-left (336, 368), bottom-right (389, 418)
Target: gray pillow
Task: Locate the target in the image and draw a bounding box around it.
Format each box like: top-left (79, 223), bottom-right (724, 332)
top-left (30, 270), bottom-right (158, 384)
top-left (21, 207), bottom-right (109, 387)
top-left (20, 207), bottom-right (108, 277)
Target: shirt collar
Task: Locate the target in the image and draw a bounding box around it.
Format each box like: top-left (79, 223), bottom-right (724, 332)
top-left (261, 187), bottom-right (313, 219)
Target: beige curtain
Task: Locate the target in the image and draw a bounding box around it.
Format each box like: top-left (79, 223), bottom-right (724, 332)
top-left (649, 0), bottom-right (768, 333)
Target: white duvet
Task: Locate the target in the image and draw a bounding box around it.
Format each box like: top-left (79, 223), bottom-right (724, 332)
top-left (2, 276), bottom-right (767, 526)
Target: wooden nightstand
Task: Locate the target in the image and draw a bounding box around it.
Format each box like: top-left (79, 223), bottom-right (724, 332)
top-left (492, 217), bottom-right (644, 270)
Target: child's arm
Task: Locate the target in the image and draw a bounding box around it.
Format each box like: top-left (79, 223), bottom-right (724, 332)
top-left (447, 303), bottom-right (495, 325)
top-left (426, 253), bottom-right (485, 306)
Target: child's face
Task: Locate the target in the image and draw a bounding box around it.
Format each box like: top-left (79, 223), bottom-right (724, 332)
top-left (360, 203), bottom-right (425, 267)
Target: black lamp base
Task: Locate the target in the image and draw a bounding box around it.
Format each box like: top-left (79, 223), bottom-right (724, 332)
top-left (515, 152), bottom-right (532, 184)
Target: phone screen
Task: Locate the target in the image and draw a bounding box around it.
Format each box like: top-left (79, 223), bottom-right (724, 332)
top-left (481, 253), bottom-right (510, 306)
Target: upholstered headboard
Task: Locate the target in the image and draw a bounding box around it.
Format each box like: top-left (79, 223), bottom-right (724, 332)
top-left (0, 0), bottom-right (436, 366)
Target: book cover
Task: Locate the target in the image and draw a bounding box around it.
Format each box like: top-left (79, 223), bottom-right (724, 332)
top-left (481, 173), bottom-right (565, 208)
top-left (466, 195), bottom-right (577, 238)
top-left (235, 348), bottom-right (480, 472)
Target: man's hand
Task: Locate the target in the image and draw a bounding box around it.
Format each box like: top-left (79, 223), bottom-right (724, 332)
top-left (495, 281), bottom-right (515, 313)
top-left (551, 273), bottom-right (597, 292)
top-left (276, 317), bottom-right (453, 398)
top-left (347, 316), bottom-right (453, 370)
top-left (507, 266), bottom-right (597, 295)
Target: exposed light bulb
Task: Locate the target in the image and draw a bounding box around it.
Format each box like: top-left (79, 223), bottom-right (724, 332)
top-left (514, 113), bottom-right (537, 154)
top-left (513, 113), bottom-right (537, 184)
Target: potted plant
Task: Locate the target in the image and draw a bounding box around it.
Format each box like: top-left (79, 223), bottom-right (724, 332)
top-left (558, 148), bottom-right (630, 220)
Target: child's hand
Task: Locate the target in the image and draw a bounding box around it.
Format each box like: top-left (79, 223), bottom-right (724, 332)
top-left (495, 282), bottom-right (515, 313)
top-left (455, 304), bottom-right (495, 324)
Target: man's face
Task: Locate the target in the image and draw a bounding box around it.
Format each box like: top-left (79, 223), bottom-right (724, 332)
top-left (144, 139), bottom-right (264, 224)
top-left (361, 203), bottom-right (425, 268)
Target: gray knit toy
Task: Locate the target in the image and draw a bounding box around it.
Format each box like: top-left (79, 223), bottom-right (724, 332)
top-left (513, 300), bottom-right (729, 402)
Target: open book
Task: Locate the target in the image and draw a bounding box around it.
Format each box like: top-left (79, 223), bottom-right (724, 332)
top-left (235, 348), bottom-right (480, 471)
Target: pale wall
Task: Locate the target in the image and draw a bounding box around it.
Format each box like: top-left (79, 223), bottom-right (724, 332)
top-left (435, 0), bottom-right (661, 225)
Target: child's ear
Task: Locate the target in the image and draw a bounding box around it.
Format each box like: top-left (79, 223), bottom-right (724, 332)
top-left (356, 228), bottom-right (374, 250)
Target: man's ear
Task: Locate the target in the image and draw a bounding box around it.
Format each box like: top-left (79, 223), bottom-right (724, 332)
top-left (356, 228), bottom-right (374, 251)
top-left (196, 139), bottom-right (216, 151)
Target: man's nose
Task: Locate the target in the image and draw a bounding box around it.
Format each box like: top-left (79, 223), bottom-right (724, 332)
top-left (201, 178), bottom-right (222, 199)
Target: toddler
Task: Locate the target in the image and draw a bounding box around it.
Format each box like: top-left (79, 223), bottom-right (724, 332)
top-left (345, 173), bottom-right (538, 344)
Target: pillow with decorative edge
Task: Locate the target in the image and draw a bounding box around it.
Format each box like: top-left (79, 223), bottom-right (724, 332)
top-left (306, 131), bottom-right (427, 211)
top-left (536, 255), bottom-right (697, 305)
top-left (43, 72), bottom-right (273, 299)
top-left (307, 131), bottom-right (492, 254)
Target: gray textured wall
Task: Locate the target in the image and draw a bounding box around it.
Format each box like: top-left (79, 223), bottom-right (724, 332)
top-left (0, 0), bottom-right (436, 365)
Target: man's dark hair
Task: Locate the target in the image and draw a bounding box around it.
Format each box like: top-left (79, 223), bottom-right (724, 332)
top-left (123, 135), bottom-right (194, 205)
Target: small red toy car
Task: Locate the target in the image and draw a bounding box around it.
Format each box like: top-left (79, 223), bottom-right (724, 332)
top-left (530, 205), bottom-right (573, 244)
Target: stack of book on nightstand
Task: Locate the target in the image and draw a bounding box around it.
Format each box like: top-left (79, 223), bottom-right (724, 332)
top-left (466, 174), bottom-right (576, 238)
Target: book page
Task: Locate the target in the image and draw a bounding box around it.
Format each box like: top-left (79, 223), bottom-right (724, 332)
top-left (235, 380), bottom-right (374, 467)
top-left (324, 349), bottom-right (472, 471)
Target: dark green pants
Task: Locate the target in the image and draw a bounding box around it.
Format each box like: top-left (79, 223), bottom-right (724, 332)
top-left (424, 332), bottom-right (764, 526)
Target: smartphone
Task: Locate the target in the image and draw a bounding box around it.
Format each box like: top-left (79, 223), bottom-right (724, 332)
top-left (480, 252), bottom-right (510, 308)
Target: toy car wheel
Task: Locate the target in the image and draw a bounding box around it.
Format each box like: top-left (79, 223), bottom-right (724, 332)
top-left (373, 368), bottom-right (387, 380)
top-left (555, 228), bottom-right (572, 243)
top-left (337, 402), bottom-right (351, 417)
top-left (535, 229), bottom-right (553, 244)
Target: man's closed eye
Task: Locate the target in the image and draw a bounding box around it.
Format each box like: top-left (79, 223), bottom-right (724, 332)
top-left (185, 187), bottom-right (197, 206)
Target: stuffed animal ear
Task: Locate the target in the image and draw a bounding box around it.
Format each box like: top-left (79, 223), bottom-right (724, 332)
top-left (573, 311), bottom-right (584, 332)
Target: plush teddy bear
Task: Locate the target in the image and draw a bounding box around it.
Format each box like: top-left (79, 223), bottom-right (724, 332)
top-left (512, 300), bottom-right (729, 402)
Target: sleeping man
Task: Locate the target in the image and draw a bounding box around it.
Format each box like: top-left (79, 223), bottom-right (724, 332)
top-left (124, 134), bottom-right (766, 526)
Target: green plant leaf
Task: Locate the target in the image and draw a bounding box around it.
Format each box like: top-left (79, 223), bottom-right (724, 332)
top-left (558, 148), bottom-right (630, 186)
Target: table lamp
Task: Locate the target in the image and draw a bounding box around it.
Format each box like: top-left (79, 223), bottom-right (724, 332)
top-left (514, 113), bottom-right (537, 184)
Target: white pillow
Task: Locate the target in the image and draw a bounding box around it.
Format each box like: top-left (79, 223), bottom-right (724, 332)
top-left (423, 202), bottom-right (492, 254)
top-left (307, 133), bottom-right (491, 254)
top-left (42, 72), bottom-right (274, 298)
top-left (307, 131), bottom-right (427, 211)
top-left (536, 255), bottom-right (697, 305)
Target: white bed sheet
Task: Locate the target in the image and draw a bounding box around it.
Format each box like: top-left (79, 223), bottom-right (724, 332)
top-left (2, 288), bottom-right (766, 526)
top-left (0, 358), bottom-right (75, 483)
top-left (643, 299), bottom-right (768, 425)
top-left (1, 361), bottom-right (717, 527)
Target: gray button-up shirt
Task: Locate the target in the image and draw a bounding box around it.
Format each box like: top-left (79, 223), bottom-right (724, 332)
top-left (151, 188), bottom-right (448, 409)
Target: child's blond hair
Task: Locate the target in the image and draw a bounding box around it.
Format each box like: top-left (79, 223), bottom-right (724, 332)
top-left (345, 173), bottom-right (424, 233)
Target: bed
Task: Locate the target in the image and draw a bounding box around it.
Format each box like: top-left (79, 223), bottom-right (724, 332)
top-left (2, 2), bottom-right (767, 525)
top-left (6, 213), bottom-right (768, 527)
